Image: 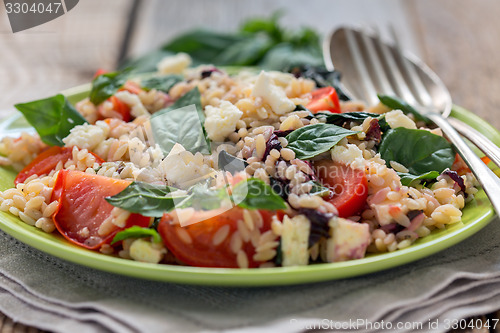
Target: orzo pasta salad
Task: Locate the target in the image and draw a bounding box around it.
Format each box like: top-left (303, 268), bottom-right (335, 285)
top-left (0, 54), bottom-right (478, 268)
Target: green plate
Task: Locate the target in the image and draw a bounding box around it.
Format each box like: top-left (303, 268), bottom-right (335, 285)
top-left (0, 85), bottom-right (497, 286)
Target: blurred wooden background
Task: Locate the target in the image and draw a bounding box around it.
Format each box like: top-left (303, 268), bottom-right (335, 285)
top-left (0, 0), bottom-right (499, 331)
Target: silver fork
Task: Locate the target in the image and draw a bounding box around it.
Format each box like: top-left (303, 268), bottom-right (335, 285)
top-left (324, 26), bottom-right (500, 214)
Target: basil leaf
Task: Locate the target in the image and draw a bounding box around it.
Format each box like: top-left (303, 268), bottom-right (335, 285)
top-left (106, 182), bottom-right (184, 217)
top-left (217, 34), bottom-right (274, 66)
top-left (89, 70), bottom-right (129, 105)
top-left (218, 150), bottom-right (247, 174)
top-left (111, 226), bottom-right (162, 245)
top-left (164, 29), bottom-right (246, 65)
top-left (316, 111), bottom-right (380, 126)
top-left (285, 123), bottom-right (359, 159)
top-left (150, 88), bottom-right (210, 155)
top-left (397, 171), bottom-right (440, 187)
top-left (232, 178), bottom-right (287, 210)
top-left (377, 94), bottom-right (430, 123)
top-left (14, 94), bottom-right (87, 146)
top-left (260, 43), bottom-right (323, 71)
top-left (141, 75), bottom-right (183, 93)
top-left (308, 180), bottom-right (331, 197)
top-left (379, 128), bottom-right (455, 175)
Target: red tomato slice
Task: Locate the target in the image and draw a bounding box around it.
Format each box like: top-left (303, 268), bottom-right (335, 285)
top-left (110, 95), bottom-right (131, 122)
top-left (158, 208), bottom-right (276, 268)
top-left (14, 146), bottom-right (104, 185)
top-left (314, 161), bottom-right (368, 218)
top-left (306, 87), bottom-right (341, 113)
top-left (51, 170), bottom-right (150, 250)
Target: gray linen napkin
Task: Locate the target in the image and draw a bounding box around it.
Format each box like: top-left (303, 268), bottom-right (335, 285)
top-left (0, 216), bottom-right (499, 333)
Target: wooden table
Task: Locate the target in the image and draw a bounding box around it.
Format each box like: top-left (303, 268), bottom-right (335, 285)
top-left (0, 0), bottom-right (499, 331)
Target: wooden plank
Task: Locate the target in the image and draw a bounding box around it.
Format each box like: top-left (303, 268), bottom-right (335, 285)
top-left (0, 0), bottom-right (133, 116)
top-left (410, 0), bottom-right (500, 129)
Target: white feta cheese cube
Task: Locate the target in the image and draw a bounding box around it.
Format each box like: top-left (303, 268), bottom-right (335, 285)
top-left (63, 121), bottom-right (109, 150)
top-left (326, 217), bottom-right (370, 262)
top-left (385, 110), bottom-right (417, 129)
top-left (129, 238), bottom-right (166, 264)
top-left (251, 71), bottom-right (295, 115)
top-left (204, 101), bottom-right (243, 142)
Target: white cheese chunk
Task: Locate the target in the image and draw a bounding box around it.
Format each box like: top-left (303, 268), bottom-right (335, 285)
top-left (204, 101), bottom-right (243, 142)
top-left (63, 121), bottom-right (109, 150)
top-left (385, 110), bottom-right (417, 129)
top-left (251, 71), bottom-right (295, 115)
top-left (326, 217), bottom-right (370, 262)
top-left (157, 53), bottom-right (191, 74)
top-left (330, 144), bottom-right (365, 170)
top-left (129, 238), bottom-right (165, 264)
top-left (281, 215), bottom-right (310, 267)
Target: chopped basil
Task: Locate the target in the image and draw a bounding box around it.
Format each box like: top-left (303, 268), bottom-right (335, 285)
top-left (140, 75), bottom-right (183, 93)
top-left (285, 123), bottom-right (359, 159)
top-left (14, 94), bottom-right (87, 146)
top-left (315, 111), bottom-right (381, 126)
top-left (106, 182), bottom-right (184, 217)
top-left (232, 178), bottom-right (287, 210)
top-left (308, 180), bottom-right (331, 197)
top-left (89, 70), bottom-right (129, 105)
top-left (150, 88), bottom-right (211, 155)
top-left (111, 226), bottom-right (162, 245)
top-left (377, 94), bottom-right (430, 123)
top-left (380, 128), bottom-right (454, 176)
top-left (397, 171), bottom-right (440, 187)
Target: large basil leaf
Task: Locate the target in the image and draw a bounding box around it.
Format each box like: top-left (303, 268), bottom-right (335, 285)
top-left (260, 43), bottom-right (323, 71)
top-left (379, 128), bottom-right (454, 175)
top-left (232, 178), bottom-right (287, 210)
top-left (89, 70), bottom-right (130, 105)
top-left (141, 75), bottom-right (183, 93)
top-left (217, 34), bottom-right (274, 66)
top-left (111, 226), bottom-right (162, 245)
top-left (397, 171), bottom-right (440, 187)
top-left (106, 182), bottom-right (184, 217)
top-left (150, 88), bottom-right (211, 155)
top-left (285, 123), bottom-right (359, 159)
top-left (14, 94), bottom-right (87, 146)
top-left (377, 94), bottom-right (430, 123)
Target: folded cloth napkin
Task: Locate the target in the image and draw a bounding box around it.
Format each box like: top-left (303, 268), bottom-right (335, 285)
top-left (0, 216), bottom-right (499, 333)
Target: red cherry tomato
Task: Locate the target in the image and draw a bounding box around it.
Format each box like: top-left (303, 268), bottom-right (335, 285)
top-left (314, 161), bottom-right (368, 217)
top-left (306, 87), bottom-right (341, 113)
top-left (14, 146), bottom-right (104, 185)
top-left (158, 208), bottom-right (276, 268)
top-left (51, 170), bottom-right (150, 250)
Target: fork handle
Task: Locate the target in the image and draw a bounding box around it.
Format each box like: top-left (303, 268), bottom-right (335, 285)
top-left (428, 112), bottom-right (500, 214)
top-left (448, 117), bottom-right (500, 168)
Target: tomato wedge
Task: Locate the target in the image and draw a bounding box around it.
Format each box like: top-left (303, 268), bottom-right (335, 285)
top-left (306, 87), bottom-right (341, 113)
top-left (314, 161), bottom-right (368, 218)
top-left (158, 208), bottom-right (276, 268)
top-left (51, 170), bottom-right (150, 250)
top-left (14, 146), bottom-right (104, 185)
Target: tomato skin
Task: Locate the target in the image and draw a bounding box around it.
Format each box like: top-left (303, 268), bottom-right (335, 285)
top-left (51, 170), bottom-right (150, 250)
top-left (158, 208), bottom-right (275, 268)
top-left (14, 146), bottom-right (104, 185)
top-left (314, 161), bottom-right (368, 218)
top-left (306, 87), bottom-right (341, 113)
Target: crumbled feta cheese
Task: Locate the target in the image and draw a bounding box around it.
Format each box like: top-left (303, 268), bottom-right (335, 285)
top-left (114, 91), bottom-right (150, 118)
top-left (281, 215), bottom-right (310, 267)
top-left (159, 143), bottom-right (215, 188)
top-left (251, 71), bottom-right (295, 115)
top-left (331, 143), bottom-right (365, 170)
top-left (204, 101), bottom-right (243, 142)
top-left (63, 121), bottom-right (109, 150)
top-left (326, 217), bottom-right (370, 262)
top-left (129, 238), bottom-right (166, 263)
top-left (157, 53), bottom-right (191, 74)
top-left (385, 110), bottom-right (417, 129)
